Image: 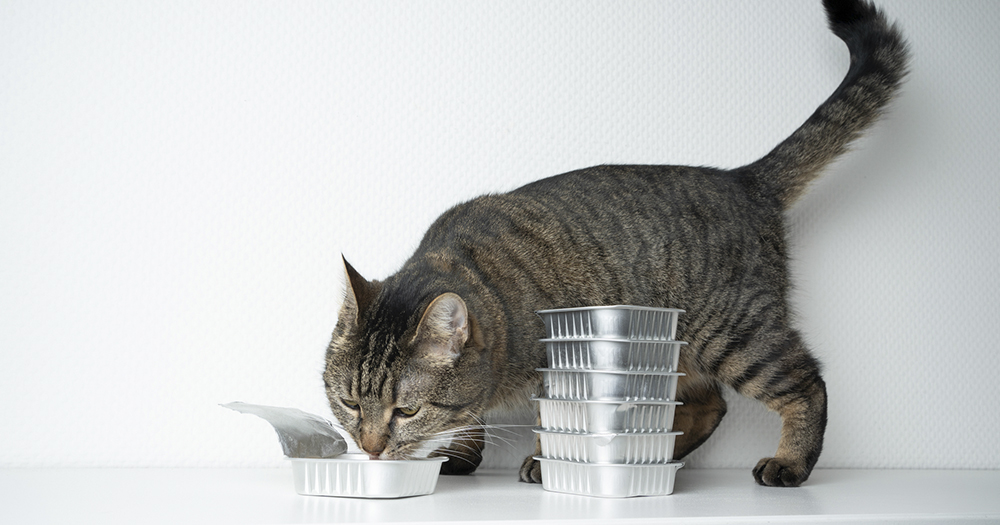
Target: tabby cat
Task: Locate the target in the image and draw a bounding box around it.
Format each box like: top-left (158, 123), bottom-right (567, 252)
top-left (323, 0), bottom-right (907, 487)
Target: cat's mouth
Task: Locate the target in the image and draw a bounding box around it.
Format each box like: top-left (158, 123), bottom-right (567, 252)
top-left (362, 437), bottom-right (448, 461)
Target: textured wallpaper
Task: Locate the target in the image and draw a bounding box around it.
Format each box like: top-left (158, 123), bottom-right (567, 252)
top-left (1, 0), bottom-right (998, 470)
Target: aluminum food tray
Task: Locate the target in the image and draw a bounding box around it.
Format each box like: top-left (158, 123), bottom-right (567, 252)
top-left (537, 305), bottom-right (683, 341)
top-left (535, 428), bottom-right (681, 464)
top-left (535, 457), bottom-right (684, 497)
top-left (290, 454), bottom-right (447, 498)
top-left (535, 397), bottom-right (681, 433)
top-left (542, 338), bottom-right (685, 372)
top-left (540, 368), bottom-right (683, 402)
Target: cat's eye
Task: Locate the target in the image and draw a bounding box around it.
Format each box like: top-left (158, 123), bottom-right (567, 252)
top-left (395, 406), bottom-right (420, 418)
top-left (341, 399), bottom-right (360, 410)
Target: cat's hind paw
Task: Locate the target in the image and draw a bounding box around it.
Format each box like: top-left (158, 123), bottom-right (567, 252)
top-left (518, 456), bottom-right (541, 483)
top-left (752, 457), bottom-right (810, 487)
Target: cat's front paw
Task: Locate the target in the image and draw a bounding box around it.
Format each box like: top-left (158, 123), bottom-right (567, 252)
top-left (518, 455), bottom-right (541, 483)
top-left (752, 457), bottom-right (810, 487)
top-left (437, 454), bottom-right (480, 475)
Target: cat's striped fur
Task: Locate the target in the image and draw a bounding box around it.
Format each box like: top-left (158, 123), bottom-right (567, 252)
top-left (323, 0), bottom-right (907, 487)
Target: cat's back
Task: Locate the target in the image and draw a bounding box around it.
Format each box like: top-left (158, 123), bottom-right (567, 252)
top-left (413, 164), bottom-right (782, 308)
top-left (512, 164), bottom-right (762, 220)
top-left (425, 165), bottom-right (774, 249)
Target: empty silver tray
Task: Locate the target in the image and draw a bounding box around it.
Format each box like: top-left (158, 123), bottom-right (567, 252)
top-left (535, 428), bottom-right (681, 464)
top-left (535, 397), bottom-right (681, 434)
top-left (542, 338), bottom-right (685, 372)
top-left (535, 456), bottom-right (684, 498)
top-left (537, 305), bottom-right (683, 341)
top-left (540, 368), bottom-right (683, 402)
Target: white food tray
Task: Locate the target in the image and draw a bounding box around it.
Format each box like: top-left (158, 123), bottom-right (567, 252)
top-left (537, 305), bottom-right (682, 341)
top-left (540, 368), bottom-right (683, 401)
top-left (535, 397), bottom-right (681, 433)
top-left (290, 454), bottom-right (447, 498)
top-left (542, 338), bottom-right (685, 372)
top-left (535, 456), bottom-right (684, 497)
top-left (535, 428), bottom-right (682, 464)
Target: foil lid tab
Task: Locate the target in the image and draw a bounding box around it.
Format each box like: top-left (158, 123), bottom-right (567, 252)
top-left (223, 402), bottom-right (348, 459)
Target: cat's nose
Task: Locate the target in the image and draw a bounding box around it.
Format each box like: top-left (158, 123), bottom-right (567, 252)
top-left (361, 440), bottom-right (386, 460)
top-left (360, 429), bottom-right (388, 459)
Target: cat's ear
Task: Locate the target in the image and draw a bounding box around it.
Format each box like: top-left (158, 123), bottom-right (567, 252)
top-left (412, 293), bottom-right (480, 365)
top-left (341, 255), bottom-right (377, 319)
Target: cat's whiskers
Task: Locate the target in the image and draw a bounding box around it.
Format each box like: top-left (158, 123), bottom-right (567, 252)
top-left (424, 448), bottom-right (469, 462)
top-left (471, 415), bottom-right (532, 444)
top-left (429, 420), bottom-right (531, 452)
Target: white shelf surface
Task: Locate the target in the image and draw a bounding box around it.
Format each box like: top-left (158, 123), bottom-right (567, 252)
top-left (2, 468), bottom-right (998, 524)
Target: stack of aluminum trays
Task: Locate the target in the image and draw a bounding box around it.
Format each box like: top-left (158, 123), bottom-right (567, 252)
top-left (533, 305), bottom-right (686, 497)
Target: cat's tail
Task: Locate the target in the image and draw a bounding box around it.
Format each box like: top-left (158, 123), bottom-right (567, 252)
top-left (744, 0), bottom-right (909, 209)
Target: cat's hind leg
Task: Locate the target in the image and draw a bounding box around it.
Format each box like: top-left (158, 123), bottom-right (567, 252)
top-left (672, 377), bottom-right (728, 459)
top-left (715, 328), bottom-right (827, 487)
top-left (518, 377), bottom-right (728, 482)
top-left (751, 373), bottom-right (827, 487)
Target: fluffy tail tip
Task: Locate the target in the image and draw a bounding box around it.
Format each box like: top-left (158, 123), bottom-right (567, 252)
top-left (822, 0), bottom-right (880, 31)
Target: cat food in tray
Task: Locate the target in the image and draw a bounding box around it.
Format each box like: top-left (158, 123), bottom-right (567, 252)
top-left (290, 454), bottom-right (448, 499)
top-left (542, 338), bottom-right (685, 372)
top-left (535, 397), bottom-right (681, 433)
top-left (535, 428), bottom-right (681, 464)
top-left (534, 456), bottom-right (684, 498)
top-left (540, 368), bottom-right (683, 401)
top-left (537, 305), bottom-right (682, 341)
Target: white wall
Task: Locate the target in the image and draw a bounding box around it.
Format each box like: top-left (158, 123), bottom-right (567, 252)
top-left (2, 0), bottom-right (998, 470)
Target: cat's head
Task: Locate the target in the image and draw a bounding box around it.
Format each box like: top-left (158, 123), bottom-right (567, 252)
top-left (323, 257), bottom-right (491, 460)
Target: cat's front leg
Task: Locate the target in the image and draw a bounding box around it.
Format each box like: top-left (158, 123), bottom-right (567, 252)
top-left (518, 412), bottom-right (542, 483)
top-left (432, 427), bottom-right (485, 475)
top-left (518, 447), bottom-right (542, 483)
top-left (519, 455), bottom-right (541, 483)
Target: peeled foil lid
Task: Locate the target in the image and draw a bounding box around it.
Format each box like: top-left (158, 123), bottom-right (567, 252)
top-left (223, 402), bottom-right (349, 458)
